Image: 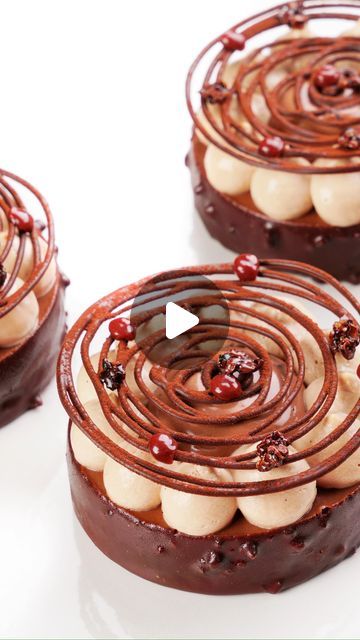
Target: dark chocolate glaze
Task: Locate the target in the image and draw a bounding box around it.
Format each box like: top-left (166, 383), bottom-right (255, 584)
top-left (0, 275), bottom-right (66, 428)
top-left (68, 438), bottom-right (360, 595)
top-left (188, 138), bottom-right (360, 283)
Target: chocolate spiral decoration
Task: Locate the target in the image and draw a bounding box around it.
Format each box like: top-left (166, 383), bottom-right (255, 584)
top-left (0, 168), bottom-right (55, 316)
top-left (58, 259), bottom-right (360, 497)
top-left (186, 0), bottom-right (360, 173)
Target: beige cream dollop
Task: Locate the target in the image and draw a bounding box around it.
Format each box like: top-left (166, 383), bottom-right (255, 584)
top-left (295, 412), bottom-right (360, 489)
top-left (70, 399), bottom-right (123, 472)
top-left (204, 144), bottom-right (254, 195)
top-left (161, 463), bottom-right (237, 535)
top-left (103, 444), bottom-right (161, 511)
top-left (250, 161), bottom-right (313, 221)
top-left (0, 277), bottom-right (39, 347)
top-left (304, 371), bottom-right (360, 415)
top-left (195, 104), bottom-right (224, 146)
top-left (233, 445), bottom-right (317, 529)
top-left (311, 159), bottom-right (360, 227)
top-left (0, 232), bottom-right (57, 298)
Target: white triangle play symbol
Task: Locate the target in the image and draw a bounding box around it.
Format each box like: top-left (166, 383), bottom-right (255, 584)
top-left (165, 302), bottom-right (199, 340)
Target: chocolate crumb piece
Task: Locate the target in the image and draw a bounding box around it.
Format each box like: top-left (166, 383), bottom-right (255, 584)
top-left (200, 81), bottom-right (231, 104)
top-left (338, 127), bottom-right (360, 151)
top-left (199, 550), bottom-right (223, 571)
top-left (0, 263), bottom-right (6, 288)
top-left (99, 358), bottom-right (125, 391)
top-left (329, 316), bottom-right (360, 360)
top-left (256, 431), bottom-right (289, 472)
top-left (218, 350), bottom-right (262, 389)
top-left (218, 350), bottom-right (262, 375)
top-left (278, 2), bottom-right (308, 28)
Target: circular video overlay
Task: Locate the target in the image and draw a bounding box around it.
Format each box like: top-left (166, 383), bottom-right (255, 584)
top-left (130, 273), bottom-right (230, 370)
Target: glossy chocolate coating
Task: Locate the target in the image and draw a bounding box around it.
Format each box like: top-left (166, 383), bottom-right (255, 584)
top-left (188, 139), bottom-right (360, 283)
top-left (68, 439), bottom-right (360, 595)
top-left (0, 276), bottom-right (66, 428)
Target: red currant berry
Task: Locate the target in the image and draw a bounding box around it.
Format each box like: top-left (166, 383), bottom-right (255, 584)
top-left (220, 31), bottom-right (246, 51)
top-left (258, 136), bottom-right (285, 158)
top-left (233, 254), bottom-right (259, 282)
top-left (357, 364), bottom-right (360, 379)
top-left (149, 433), bottom-right (177, 464)
top-left (109, 317), bottom-right (136, 341)
top-left (9, 207), bottom-right (34, 233)
top-left (209, 373), bottom-right (242, 401)
top-left (314, 65), bottom-right (340, 89)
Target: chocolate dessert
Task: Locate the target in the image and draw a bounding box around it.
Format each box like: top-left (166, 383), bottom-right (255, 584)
top-left (0, 168), bottom-right (67, 427)
top-left (186, 1), bottom-right (360, 283)
top-left (58, 256), bottom-right (360, 594)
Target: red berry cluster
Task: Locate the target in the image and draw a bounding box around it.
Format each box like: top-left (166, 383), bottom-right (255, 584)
top-left (256, 431), bottom-right (289, 473)
top-left (233, 253), bottom-right (259, 281)
top-left (149, 432), bottom-right (177, 464)
top-left (9, 206), bottom-right (34, 234)
top-left (109, 317), bottom-right (136, 342)
top-left (220, 31), bottom-right (246, 51)
top-left (200, 81), bottom-right (231, 105)
top-left (258, 136), bottom-right (285, 158)
top-left (313, 65), bottom-right (360, 96)
top-left (329, 316), bottom-right (360, 361)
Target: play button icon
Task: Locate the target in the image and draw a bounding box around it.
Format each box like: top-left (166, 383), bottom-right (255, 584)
top-left (129, 271), bottom-right (230, 369)
top-left (165, 302), bottom-right (199, 339)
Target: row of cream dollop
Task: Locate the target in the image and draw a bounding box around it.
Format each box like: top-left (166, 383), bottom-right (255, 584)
top-left (196, 21), bottom-right (360, 227)
top-left (71, 299), bottom-right (360, 536)
top-left (0, 211), bottom-right (57, 348)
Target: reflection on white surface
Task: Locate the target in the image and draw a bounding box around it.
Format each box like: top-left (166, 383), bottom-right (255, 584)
top-left (73, 515), bottom-right (360, 640)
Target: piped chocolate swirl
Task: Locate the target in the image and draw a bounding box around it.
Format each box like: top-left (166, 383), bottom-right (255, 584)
top-left (186, 1), bottom-right (360, 174)
top-left (0, 168), bottom-right (67, 427)
top-left (58, 257), bottom-right (360, 499)
top-left (0, 168), bottom-right (57, 315)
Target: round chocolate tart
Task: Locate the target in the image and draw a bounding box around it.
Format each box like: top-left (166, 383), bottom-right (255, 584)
top-left (58, 257), bottom-right (360, 594)
top-left (186, 1), bottom-right (360, 283)
top-left (0, 168), bottom-right (68, 427)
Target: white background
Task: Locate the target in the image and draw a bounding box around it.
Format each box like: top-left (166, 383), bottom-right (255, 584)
top-left (0, 1), bottom-right (359, 638)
